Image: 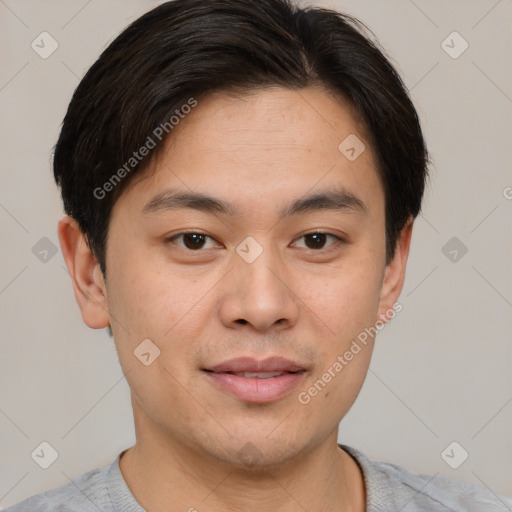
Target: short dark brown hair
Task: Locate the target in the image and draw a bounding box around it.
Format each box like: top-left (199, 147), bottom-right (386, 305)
top-left (53, 0), bottom-right (429, 275)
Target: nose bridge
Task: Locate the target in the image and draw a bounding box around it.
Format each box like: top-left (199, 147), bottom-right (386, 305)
top-left (222, 235), bottom-right (300, 331)
top-left (242, 252), bottom-right (282, 296)
top-left (237, 236), bottom-right (287, 300)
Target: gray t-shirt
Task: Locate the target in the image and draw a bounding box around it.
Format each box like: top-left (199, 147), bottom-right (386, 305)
top-left (5, 444), bottom-right (512, 511)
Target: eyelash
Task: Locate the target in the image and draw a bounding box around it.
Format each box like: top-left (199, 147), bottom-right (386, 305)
top-left (165, 231), bottom-right (345, 253)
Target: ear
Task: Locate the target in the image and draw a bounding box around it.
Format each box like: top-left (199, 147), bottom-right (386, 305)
top-left (377, 217), bottom-right (414, 321)
top-left (58, 216), bottom-right (110, 329)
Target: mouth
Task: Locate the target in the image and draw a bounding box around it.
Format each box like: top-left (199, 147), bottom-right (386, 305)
top-left (205, 370), bottom-right (300, 379)
top-left (202, 357), bottom-right (308, 403)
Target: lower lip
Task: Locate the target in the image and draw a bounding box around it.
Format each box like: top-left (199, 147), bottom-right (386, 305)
top-left (204, 371), bottom-right (306, 403)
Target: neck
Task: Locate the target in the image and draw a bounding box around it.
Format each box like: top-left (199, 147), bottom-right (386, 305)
top-left (119, 410), bottom-right (365, 512)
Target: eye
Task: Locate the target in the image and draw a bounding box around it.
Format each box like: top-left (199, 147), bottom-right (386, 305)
top-left (167, 232), bottom-right (219, 251)
top-left (166, 231), bottom-right (345, 253)
top-left (292, 232), bottom-right (344, 251)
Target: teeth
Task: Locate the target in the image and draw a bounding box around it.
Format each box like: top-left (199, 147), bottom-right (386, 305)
top-left (236, 371), bottom-right (285, 379)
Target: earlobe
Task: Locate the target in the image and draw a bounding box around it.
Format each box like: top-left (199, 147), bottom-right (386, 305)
top-left (377, 217), bottom-right (414, 321)
top-left (58, 216), bottom-right (110, 329)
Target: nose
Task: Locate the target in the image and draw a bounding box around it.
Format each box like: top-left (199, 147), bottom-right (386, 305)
top-left (218, 242), bottom-right (300, 333)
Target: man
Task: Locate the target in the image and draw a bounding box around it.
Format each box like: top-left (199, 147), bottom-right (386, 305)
top-left (6, 0), bottom-right (511, 510)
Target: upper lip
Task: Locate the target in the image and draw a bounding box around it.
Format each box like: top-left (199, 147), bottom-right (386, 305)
top-left (204, 356), bottom-right (306, 373)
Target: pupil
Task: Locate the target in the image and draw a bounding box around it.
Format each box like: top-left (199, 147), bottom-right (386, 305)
top-left (185, 233), bottom-right (205, 250)
top-left (306, 233), bottom-right (326, 249)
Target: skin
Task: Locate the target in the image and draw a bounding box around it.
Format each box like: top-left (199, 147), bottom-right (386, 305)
top-left (59, 86), bottom-right (413, 512)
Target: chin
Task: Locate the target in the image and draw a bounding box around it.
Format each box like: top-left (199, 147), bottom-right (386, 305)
top-left (204, 431), bottom-right (309, 470)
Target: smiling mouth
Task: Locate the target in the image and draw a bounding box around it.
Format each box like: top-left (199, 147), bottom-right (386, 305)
top-left (202, 370), bottom-right (307, 403)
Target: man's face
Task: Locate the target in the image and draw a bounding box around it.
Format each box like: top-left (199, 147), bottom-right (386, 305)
top-left (101, 86), bottom-right (398, 466)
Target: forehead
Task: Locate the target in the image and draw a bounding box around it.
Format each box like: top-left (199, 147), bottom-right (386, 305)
top-left (162, 86), bottom-right (368, 159)
top-left (121, 86), bottom-right (384, 219)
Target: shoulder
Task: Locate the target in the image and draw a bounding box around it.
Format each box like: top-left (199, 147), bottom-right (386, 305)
top-left (341, 444), bottom-right (512, 512)
top-left (4, 463), bottom-right (113, 512)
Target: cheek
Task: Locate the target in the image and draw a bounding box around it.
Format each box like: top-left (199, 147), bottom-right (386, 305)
top-left (106, 247), bottom-right (187, 335)
top-left (106, 263), bottom-right (206, 423)
top-left (105, 253), bottom-right (215, 383)
top-left (300, 259), bottom-right (383, 341)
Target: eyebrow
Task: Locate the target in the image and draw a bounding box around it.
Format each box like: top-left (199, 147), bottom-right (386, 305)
top-left (142, 186), bottom-right (367, 218)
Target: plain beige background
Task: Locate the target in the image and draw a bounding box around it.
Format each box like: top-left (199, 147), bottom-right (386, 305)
top-left (1, 0), bottom-right (511, 507)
